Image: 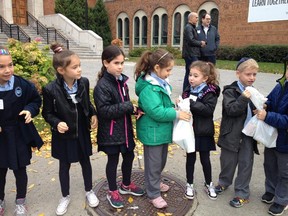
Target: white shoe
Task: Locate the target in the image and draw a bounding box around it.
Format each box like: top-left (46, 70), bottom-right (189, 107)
top-left (205, 182), bottom-right (217, 200)
top-left (86, 190), bottom-right (99, 207)
top-left (185, 183), bottom-right (194, 200)
top-left (56, 195), bottom-right (70, 215)
top-left (14, 198), bottom-right (27, 216)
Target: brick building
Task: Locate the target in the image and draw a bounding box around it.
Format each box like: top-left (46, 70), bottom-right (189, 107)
top-left (1, 0), bottom-right (288, 51)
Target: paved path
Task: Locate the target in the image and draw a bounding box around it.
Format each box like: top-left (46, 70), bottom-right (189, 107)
top-left (4, 59), bottom-right (286, 216)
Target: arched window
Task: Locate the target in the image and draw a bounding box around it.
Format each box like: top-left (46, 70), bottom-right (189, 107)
top-left (198, 1), bottom-right (220, 28)
top-left (116, 13), bottom-right (129, 46)
top-left (210, 8), bottom-right (219, 28)
top-left (133, 10), bottom-right (148, 47)
top-left (161, 14), bottom-right (168, 45)
top-left (184, 11), bottom-right (190, 26)
top-left (152, 15), bottom-right (159, 45)
top-left (173, 12), bottom-right (181, 45)
top-left (124, 18), bottom-right (129, 46)
top-left (134, 17), bottom-right (140, 45)
top-left (172, 5), bottom-right (191, 47)
top-left (142, 16), bottom-right (147, 45)
top-left (117, 18), bottom-right (123, 40)
top-left (151, 7), bottom-right (168, 47)
top-left (198, 9), bottom-right (207, 26)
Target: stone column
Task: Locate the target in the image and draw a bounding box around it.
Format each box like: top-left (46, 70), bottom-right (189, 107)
top-left (0, 0), bottom-right (13, 23)
top-left (27, 0), bottom-right (44, 18)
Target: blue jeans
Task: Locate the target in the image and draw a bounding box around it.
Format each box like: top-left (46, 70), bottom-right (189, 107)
top-left (183, 56), bottom-right (198, 91)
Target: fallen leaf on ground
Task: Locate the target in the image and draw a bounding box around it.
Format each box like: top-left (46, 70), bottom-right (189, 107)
top-left (28, 184), bottom-right (35, 189)
top-left (128, 196), bottom-right (133, 203)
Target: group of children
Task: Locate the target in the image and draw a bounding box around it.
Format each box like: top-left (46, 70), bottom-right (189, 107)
top-left (0, 43), bottom-right (287, 216)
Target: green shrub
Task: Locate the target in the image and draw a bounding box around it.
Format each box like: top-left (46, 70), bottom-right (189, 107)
top-left (217, 45), bottom-right (288, 63)
top-left (129, 46), bottom-right (182, 59)
top-left (7, 38), bottom-right (55, 93)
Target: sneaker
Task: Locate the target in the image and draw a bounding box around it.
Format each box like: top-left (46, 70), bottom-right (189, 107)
top-left (56, 195), bottom-right (70, 215)
top-left (204, 182), bottom-right (217, 200)
top-left (262, 192), bottom-right (275, 204)
top-left (150, 196), bottom-right (168, 209)
top-left (229, 197), bottom-right (249, 208)
top-left (86, 190), bottom-right (99, 207)
top-left (268, 203), bottom-right (288, 216)
top-left (160, 182), bottom-right (170, 192)
top-left (107, 190), bottom-right (124, 209)
top-left (119, 182), bottom-right (145, 196)
top-left (0, 200), bottom-right (5, 216)
top-left (185, 183), bottom-right (194, 200)
top-left (215, 184), bottom-right (226, 195)
top-left (14, 198), bottom-right (27, 216)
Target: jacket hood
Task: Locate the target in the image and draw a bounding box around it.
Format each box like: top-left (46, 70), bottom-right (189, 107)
top-left (223, 81), bottom-right (240, 93)
top-left (135, 74), bottom-right (168, 96)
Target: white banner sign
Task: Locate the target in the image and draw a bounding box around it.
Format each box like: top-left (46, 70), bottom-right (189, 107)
top-left (248, 0), bottom-right (288, 22)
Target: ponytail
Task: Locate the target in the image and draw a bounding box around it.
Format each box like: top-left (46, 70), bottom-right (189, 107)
top-left (134, 49), bottom-right (174, 80)
top-left (190, 61), bottom-right (219, 85)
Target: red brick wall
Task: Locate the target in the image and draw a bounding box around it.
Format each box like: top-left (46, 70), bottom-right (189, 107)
top-left (217, 0), bottom-right (288, 46)
top-left (43, 0), bottom-right (288, 48)
top-left (43, 0), bottom-right (55, 15)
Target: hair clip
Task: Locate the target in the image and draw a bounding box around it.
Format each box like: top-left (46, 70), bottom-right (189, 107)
top-left (54, 47), bottom-right (63, 53)
top-left (0, 49), bottom-right (10, 55)
top-left (156, 52), bottom-right (169, 64)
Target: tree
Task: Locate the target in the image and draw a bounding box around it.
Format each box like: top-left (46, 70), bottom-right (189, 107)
top-left (91, 0), bottom-right (112, 47)
top-left (55, 0), bottom-right (87, 30)
top-left (55, 0), bottom-right (111, 47)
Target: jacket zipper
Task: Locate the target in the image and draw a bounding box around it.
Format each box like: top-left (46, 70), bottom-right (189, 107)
top-left (110, 120), bottom-right (116, 135)
top-left (117, 80), bottom-right (129, 147)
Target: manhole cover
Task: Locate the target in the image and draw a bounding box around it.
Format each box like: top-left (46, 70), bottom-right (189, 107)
top-left (92, 170), bottom-right (193, 216)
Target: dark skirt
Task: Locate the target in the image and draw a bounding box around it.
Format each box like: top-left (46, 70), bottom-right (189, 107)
top-left (195, 136), bottom-right (216, 152)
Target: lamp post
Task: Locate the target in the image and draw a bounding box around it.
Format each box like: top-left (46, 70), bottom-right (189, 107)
top-left (85, 0), bottom-right (88, 30)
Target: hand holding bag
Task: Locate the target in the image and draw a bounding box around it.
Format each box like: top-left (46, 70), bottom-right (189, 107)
top-left (173, 97), bottom-right (195, 153)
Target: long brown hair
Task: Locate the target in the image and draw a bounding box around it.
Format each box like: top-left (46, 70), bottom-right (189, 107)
top-left (190, 61), bottom-right (219, 85)
top-left (134, 49), bottom-right (174, 80)
top-left (98, 45), bottom-right (125, 80)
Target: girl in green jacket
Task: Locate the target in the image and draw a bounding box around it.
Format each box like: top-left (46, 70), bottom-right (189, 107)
top-left (134, 49), bottom-right (191, 209)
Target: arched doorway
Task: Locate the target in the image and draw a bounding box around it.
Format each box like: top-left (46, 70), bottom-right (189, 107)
top-left (12, 0), bottom-right (27, 24)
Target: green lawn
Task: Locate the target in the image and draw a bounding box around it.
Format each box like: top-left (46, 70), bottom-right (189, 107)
top-left (127, 57), bottom-right (285, 74)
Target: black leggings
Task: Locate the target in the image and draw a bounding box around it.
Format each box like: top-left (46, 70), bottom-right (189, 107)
top-left (59, 157), bottom-right (92, 197)
top-left (106, 151), bottom-right (134, 191)
top-left (186, 151), bottom-right (212, 185)
top-left (0, 167), bottom-right (27, 200)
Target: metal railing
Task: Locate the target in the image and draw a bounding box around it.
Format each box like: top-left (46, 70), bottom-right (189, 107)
top-left (27, 12), bottom-right (69, 49)
top-left (0, 16), bottom-right (31, 42)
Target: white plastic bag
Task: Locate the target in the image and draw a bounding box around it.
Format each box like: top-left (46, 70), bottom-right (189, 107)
top-left (253, 120), bottom-right (277, 148)
top-left (242, 115), bottom-right (258, 137)
top-left (242, 87), bottom-right (277, 148)
top-left (245, 86), bottom-right (267, 110)
top-left (173, 96), bottom-right (195, 153)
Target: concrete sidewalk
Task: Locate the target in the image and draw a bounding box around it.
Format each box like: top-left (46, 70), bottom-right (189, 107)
top-left (4, 59), bottom-right (285, 216)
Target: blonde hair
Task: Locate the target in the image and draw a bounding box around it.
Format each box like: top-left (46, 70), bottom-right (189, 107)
top-left (237, 58), bottom-right (259, 72)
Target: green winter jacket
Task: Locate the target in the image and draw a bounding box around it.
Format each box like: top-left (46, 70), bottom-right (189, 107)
top-left (135, 74), bottom-right (177, 146)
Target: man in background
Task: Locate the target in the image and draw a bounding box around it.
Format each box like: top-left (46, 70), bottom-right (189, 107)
top-left (197, 13), bottom-right (220, 65)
